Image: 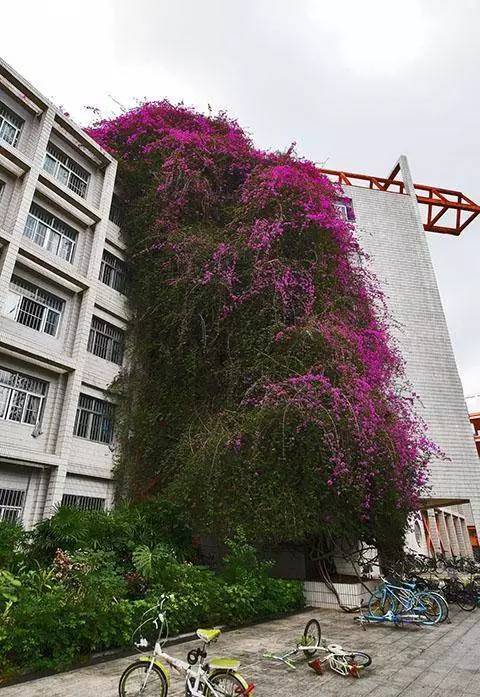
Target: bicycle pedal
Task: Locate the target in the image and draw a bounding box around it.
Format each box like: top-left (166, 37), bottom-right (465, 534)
top-left (308, 658), bottom-right (324, 675)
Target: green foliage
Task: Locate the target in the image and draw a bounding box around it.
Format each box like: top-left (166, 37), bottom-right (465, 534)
top-left (28, 498), bottom-right (193, 566)
top-left (132, 542), bottom-right (177, 582)
top-left (0, 519), bottom-right (303, 682)
top-left (0, 522), bottom-right (28, 572)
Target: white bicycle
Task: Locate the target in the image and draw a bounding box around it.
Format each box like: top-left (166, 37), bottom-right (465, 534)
top-left (119, 595), bottom-right (254, 696)
top-left (263, 618), bottom-right (372, 678)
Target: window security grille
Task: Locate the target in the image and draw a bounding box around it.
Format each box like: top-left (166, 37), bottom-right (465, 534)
top-left (8, 275), bottom-right (64, 337)
top-left (0, 102), bottom-right (24, 147)
top-left (61, 493), bottom-right (105, 512)
top-left (0, 488), bottom-right (25, 523)
top-left (88, 316), bottom-right (124, 365)
top-left (43, 143), bottom-right (90, 198)
top-left (109, 194), bottom-right (123, 226)
top-left (24, 203), bottom-right (77, 263)
top-left (0, 367), bottom-right (47, 426)
top-left (99, 250), bottom-right (126, 294)
top-left (74, 394), bottom-right (115, 444)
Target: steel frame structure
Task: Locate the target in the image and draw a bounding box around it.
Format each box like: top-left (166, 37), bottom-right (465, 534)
top-left (318, 163), bottom-right (480, 236)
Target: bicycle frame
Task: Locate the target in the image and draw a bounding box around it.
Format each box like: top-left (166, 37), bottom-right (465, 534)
top-left (264, 637), bottom-right (362, 675)
top-left (133, 597), bottom-right (252, 696)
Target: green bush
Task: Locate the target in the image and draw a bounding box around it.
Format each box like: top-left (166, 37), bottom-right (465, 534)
top-left (0, 517), bottom-right (304, 682)
top-left (28, 498), bottom-right (193, 566)
top-left (0, 522), bottom-right (28, 572)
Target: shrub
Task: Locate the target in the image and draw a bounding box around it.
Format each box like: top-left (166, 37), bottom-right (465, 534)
top-left (28, 498), bottom-right (193, 566)
top-left (0, 522), bottom-right (28, 572)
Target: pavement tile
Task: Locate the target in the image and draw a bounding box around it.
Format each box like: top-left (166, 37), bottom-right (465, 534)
top-left (2, 607), bottom-right (480, 696)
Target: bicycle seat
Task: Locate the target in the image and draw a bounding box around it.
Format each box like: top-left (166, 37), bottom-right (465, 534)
top-left (197, 628), bottom-right (221, 643)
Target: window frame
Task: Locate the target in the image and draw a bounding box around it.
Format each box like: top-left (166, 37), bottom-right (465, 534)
top-left (73, 393), bottom-right (115, 445)
top-left (24, 203), bottom-right (77, 264)
top-left (0, 101), bottom-right (24, 148)
top-left (8, 275), bottom-right (64, 338)
top-left (43, 143), bottom-right (90, 199)
top-left (61, 493), bottom-right (105, 511)
top-left (0, 367), bottom-right (48, 427)
top-left (0, 488), bottom-right (26, 523)
top-left (99, 250), bottom-right (127, 294)
top-left (87, 316), bottom-right (124, 365)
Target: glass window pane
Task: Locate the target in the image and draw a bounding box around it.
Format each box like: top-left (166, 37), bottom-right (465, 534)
top-left (0, 122), bottom-right (16, 145)
top-left (74, 409), bottom-right (90, 438)
top-left (44, 309), bottom-right (60, 336)
top-left (24, 215), bottom-right (37, 240)
top-left (34, 222), bottom-right (48, 247)
top-left (46, 230), bottom-right (61, 255)
top-left (17, 298), bottom-right (44, 331)
top-left (58, 166), bottom-right (69, 187)
top-left (2, 508), bottom-right (20, 523)
top-left (43, 154), bottom-right (57, 175)
top-left (58, 236), bottom-right (73, 262)
top-left (24, 395), bottom-right (41, 425)
top-left (8, 390), bottom-right (26, 422)
top-left (0, 385), bottom-right (10, 418)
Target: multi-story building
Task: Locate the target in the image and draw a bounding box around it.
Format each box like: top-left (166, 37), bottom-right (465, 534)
top-left (0, 57), bottom-right (127, 526)
top-left (319, 159), bottom-right (480, 559)
top-left (2, 58), bottom-right (480, 558)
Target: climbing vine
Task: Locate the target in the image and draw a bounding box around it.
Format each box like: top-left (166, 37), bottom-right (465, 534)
top-left (88, 102), bottom-right (437, 552)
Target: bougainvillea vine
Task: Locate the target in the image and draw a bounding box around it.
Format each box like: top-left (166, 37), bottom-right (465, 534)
top-left (88, 102), bottom-right (438, 553)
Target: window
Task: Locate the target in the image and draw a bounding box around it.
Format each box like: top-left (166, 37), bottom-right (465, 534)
top-left (7, 276), bottom-right (64, 337)
top-left (61, 493), bottom-right (105, 511)
top-left (74, 394), bottom-right (115, 444)
top-left (0, 180), bottom-right (5, 201)
top-left (109, 194), bottom-right (123, 227)
top-left (24, 203), bottom-right (77, 263)
top-left (0, 488), bottom-right (25, 523)
top-left (0, 367), bottom-right (47, 426)
top-left (88, 316), bottom-right (124, 365)
top-left (43, 143), bottom-right (89, 198)
top-left (0, 102), bottom-right (24, 147)
top-left (99, 250), bottom-right (126, 293)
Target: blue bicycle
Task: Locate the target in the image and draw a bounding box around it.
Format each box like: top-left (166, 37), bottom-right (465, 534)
top-left (360, 576), bottom-right (445, 626)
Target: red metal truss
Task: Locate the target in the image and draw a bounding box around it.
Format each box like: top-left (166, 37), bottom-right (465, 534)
top-left (317, 163), bottom-right (480, 236)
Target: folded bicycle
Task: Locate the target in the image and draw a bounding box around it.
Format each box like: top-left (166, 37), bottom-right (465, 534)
top-left (263, 618), bottom-right (371, 678)
top-left (119, 595), bottom-right (254, 696)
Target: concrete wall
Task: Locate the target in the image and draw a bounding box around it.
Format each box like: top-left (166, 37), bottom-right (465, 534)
top-left (346, 156), bottom-right (480, 535)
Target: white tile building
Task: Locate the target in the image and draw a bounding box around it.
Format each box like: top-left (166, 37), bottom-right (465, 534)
top-left (0, 58), bottom-right (127, 526)
top-left (337, 156), bottom-right (480, 557)
top-left (1, 59), bottom-right (479, 557)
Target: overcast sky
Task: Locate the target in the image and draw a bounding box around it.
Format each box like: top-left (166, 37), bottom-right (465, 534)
top-left (3, 0), bottom-right (479, 396)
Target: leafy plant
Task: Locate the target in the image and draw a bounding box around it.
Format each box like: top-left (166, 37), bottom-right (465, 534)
top-left (88, 100), bottom-right (439, 555)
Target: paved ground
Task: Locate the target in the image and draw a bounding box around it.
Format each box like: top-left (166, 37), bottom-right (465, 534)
top-left (3, 606), bottom-right (480, 696)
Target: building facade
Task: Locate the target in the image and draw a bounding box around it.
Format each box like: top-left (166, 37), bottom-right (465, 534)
top-left (1, 59), bottom-right (480, 555)
top-left (335, 157), bottom-right (480, 557)
top-left (0, 58), bottom-right (127, 526)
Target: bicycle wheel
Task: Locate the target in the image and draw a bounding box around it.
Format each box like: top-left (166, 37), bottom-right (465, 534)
top-left (207, 671), bottom-right (250, 696)
top-left (455, 589), bottom-right (477, 612)
top-left (302, 619), bottom-right (321, 658)
top-left (119, 661), bottom-right (168, 696)
top-left (429, 592), bottom-right (449, 623)
top-left (415, 592), bottom-right (443, 624)
top-left (368, 589), bottom-right (393, 617)
top-left (345, 652), bottom-right (372, 677)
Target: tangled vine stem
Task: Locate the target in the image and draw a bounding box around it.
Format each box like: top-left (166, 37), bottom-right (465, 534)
top-left (88, 101), bottom-right (440, 553)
